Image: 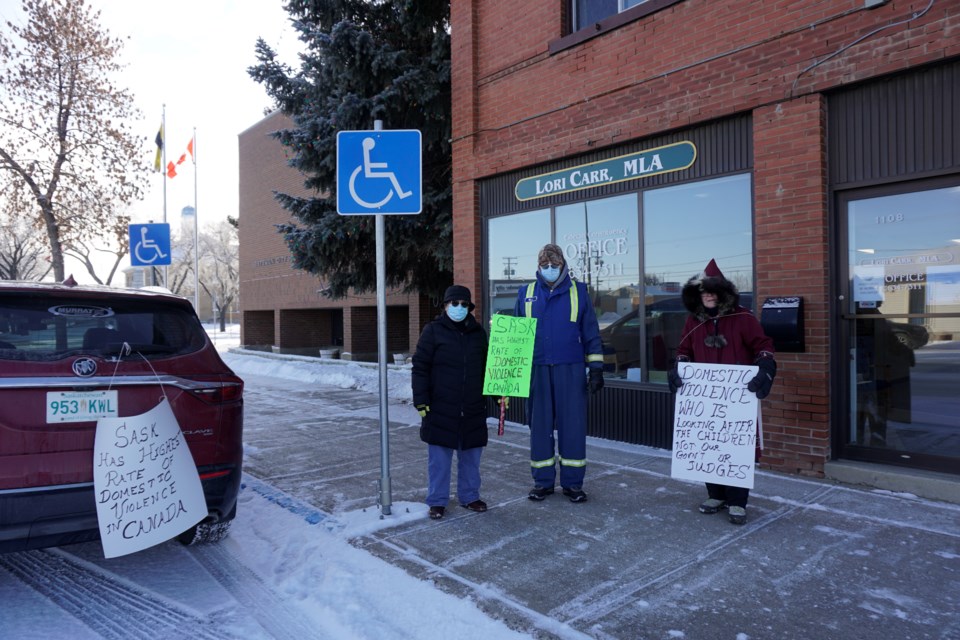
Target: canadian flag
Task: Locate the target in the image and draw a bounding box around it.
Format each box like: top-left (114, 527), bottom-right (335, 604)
top-left (166, 137), bottom-right (194, 178)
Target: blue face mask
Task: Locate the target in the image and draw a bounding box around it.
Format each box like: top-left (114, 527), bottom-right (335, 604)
top-left (446, 305), bottom-right (468, 322)
top-left (540, 265), bottom-right (561, 283)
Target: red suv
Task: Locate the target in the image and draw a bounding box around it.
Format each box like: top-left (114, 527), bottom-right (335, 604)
top-left (0, 281), bottom-right (243, 553)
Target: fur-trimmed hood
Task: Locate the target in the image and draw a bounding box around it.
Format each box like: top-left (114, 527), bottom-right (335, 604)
top-left (681, 259), bottom-right (740, 320)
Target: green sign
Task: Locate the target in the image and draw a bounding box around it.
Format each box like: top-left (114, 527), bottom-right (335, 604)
top-left (483, 315), bottom-right (537, 398)
top-left (515, 140), bottom-right (697, 202)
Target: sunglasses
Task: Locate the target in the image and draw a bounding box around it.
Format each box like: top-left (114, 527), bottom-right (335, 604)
top-left (448, 300), bottom-right (471, 308)
top-left (539, 262), bottom-right (562, 269)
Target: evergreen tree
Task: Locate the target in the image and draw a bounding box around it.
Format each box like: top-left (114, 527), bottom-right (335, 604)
top-left (248, 0), bottom-right (451, 299)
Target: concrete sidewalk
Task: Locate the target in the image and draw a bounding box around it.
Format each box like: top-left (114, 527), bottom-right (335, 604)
top-left (240, 371), bottom-right (960, 640)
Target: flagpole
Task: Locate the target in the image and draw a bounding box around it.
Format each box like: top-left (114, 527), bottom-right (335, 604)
top-left (161, 104), bottom-right (168, 288)
top-left (192, 127), bottom-right (199, 316)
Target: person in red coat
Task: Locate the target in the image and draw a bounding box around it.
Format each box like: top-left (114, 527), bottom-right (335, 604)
top-left (668, 259), bottom-right (776, 524)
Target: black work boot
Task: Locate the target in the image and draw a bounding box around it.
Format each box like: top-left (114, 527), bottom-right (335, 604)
top-left (527, 486), bottom-right (555, 501)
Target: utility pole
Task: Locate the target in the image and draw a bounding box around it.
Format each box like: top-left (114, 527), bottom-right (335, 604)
top-left (503, 256), bottom-right (516, 279)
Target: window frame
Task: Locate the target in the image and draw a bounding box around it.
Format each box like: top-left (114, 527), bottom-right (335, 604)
top-left (483, 171), bottom-right (754, 385)
top-left (550, 0), bottom-right (684, 55)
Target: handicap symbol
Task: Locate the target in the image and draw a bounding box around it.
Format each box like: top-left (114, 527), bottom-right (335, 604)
top-left (348, 137), bottom-right (413, 209)
top-left (133, 226), bottom-right (168, 265)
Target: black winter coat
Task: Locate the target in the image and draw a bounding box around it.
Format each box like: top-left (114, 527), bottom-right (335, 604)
top-left (411, 312), bottom-right (489, 450)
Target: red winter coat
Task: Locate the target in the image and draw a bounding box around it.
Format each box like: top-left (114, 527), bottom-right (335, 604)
top-left (676, 308), bottom-right (774, 366)
top-left (676, 265), bottom-right (775, 461)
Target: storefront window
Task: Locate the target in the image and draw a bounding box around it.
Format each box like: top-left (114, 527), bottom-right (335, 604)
top-left (846, 184), bottom-right (960, 465)
top-left (642, 174), bottom-right (754, 381)
top-left (557, 195), bottom-right (641, 380)
top-left (487, 209), bottom-right (551, 316)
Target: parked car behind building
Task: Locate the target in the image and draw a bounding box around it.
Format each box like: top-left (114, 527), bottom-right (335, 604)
top-left (0, 281), bottom-right (243, 553)
top-left (600, 294), bottom-right (755, 376)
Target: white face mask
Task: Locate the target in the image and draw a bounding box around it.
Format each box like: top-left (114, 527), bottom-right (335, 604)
top-left (446, 304), bottom-right (468, 322)
top-left (540, 265), bottom-right (561, 283)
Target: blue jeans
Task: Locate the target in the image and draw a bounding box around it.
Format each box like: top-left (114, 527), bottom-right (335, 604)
top-left (426, 444), bottom-right (482, 507)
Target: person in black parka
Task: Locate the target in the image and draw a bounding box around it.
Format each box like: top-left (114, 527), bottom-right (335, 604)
top-left (412, 285), bottom-right (490, 520)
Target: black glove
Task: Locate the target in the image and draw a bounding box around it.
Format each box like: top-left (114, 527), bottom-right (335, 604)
top-left (747, 357), bottom-right (777, 400)
top-left (588, 368), bottom-right (604, 394)
top-left (667, 368), bottom-right (684, 393)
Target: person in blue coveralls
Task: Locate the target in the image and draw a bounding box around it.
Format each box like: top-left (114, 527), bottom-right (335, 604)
top-left (514, 243), bottom-right (605, 503)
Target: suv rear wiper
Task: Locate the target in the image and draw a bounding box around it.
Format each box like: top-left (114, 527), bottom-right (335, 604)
top-left (98, 343), bottom-right (179, 356)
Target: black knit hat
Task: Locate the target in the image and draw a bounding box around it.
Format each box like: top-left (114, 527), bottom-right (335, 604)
top-left (443, 284), bottom-right (475, 311)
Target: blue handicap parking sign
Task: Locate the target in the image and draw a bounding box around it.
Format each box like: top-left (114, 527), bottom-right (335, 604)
top-left (337, 130), bottom-right (422, 215)
top-left (129, 223), bottom-right (172, 267)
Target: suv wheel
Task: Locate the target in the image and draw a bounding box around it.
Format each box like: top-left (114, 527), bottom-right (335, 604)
top-left (177, 520), bottom-right (233, 546)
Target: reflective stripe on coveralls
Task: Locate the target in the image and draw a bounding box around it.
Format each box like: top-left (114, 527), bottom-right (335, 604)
top-left (530, 456), bottom-right (556, 468)
top-left (531, 456), bottom-right (585, 469)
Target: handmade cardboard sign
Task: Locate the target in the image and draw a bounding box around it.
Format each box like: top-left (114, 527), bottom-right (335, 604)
top-left (94, 398), bottom-right (206, 558)
top-left (483, 315), bottom-right (537, 398)
top-left (670, 362), bottom-right (760, 490)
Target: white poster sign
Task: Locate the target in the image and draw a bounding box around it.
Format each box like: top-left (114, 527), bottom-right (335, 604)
top-left (853, 265), bottom-right (885, 303)
top-left (926, 265), bottom-right (960, 305)
top-left (94, 398), bottom-right (207, 558)
top-left (670, 362), bottom-right (760, 490)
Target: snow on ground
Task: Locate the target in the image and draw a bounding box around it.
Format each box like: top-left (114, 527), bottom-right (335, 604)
top-left (203, 325), bottom-right (528, 639)
top-left (207, 324), bottom-right (413, 404)
top-left (227, 480), bottom-right (528, 639)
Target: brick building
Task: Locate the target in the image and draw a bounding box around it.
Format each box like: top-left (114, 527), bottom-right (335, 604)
top-left (238, 112), bottom-right (435, 360)
top-left (451, 0), bottom-right (960, 484)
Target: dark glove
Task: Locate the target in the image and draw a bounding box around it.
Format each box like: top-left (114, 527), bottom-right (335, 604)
top-left (416, 404), bottom-right (430, 418)
top-left (747, 357), bottom-right (777, 400)
top-left (668, 356), bottom-right (689, 393)
top-left (667, 368), bottom-right (684, 393)
top-left (588, 368), bottom-right (604, 394)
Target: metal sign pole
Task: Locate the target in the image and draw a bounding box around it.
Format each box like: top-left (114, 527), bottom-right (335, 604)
top-left (374, 119), bottom-right (392, 516)
top-left (336, 122), bottom-right (420, 517)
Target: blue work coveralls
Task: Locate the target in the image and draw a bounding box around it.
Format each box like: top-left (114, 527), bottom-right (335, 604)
top-left (514, 270), bottom-right (604, 489)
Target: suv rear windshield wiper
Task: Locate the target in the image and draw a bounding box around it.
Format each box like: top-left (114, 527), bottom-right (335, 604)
top-left (97, 343), bottom-right (180, 357)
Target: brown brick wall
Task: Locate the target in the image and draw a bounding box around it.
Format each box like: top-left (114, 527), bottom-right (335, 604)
top-left (451, 0), bottom-right (958, 476)
top-left (241, 310), bottom-right (274, 348)
top-left (753, 95), bottom-right (831, 477)
top-left (279, 309), bottom-right (335, 349)
top-left (457, 1), bottom-right (955, 179)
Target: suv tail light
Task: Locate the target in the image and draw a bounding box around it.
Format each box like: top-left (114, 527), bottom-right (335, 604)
top-left (185, 376), bottom-right (244, 404)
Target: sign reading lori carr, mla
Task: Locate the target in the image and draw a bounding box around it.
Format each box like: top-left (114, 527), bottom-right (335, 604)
top-left (483, 315), bottom-right (537, 398)
top-left (670, 362), bottom-right (761, 490)
top-left (514, 140), bottom-right (696, 202)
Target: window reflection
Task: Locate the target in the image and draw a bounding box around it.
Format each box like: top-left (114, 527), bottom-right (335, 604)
top-left (557, 195), bottom-right (640, 380)
top-left (572, 0), bottom-right (651, 31)
top-left (488, 209), bottom-right (551, 316)
top-left (847, 184), bottom-right (960, 460)
top-left (484, 174), bottom-right (754, 385)
top-left (642, 174), bottom-right (754, 381)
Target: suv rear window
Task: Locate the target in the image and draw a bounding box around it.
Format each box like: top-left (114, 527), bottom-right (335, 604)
top-left (0, 294), bottom-right (206, 361)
